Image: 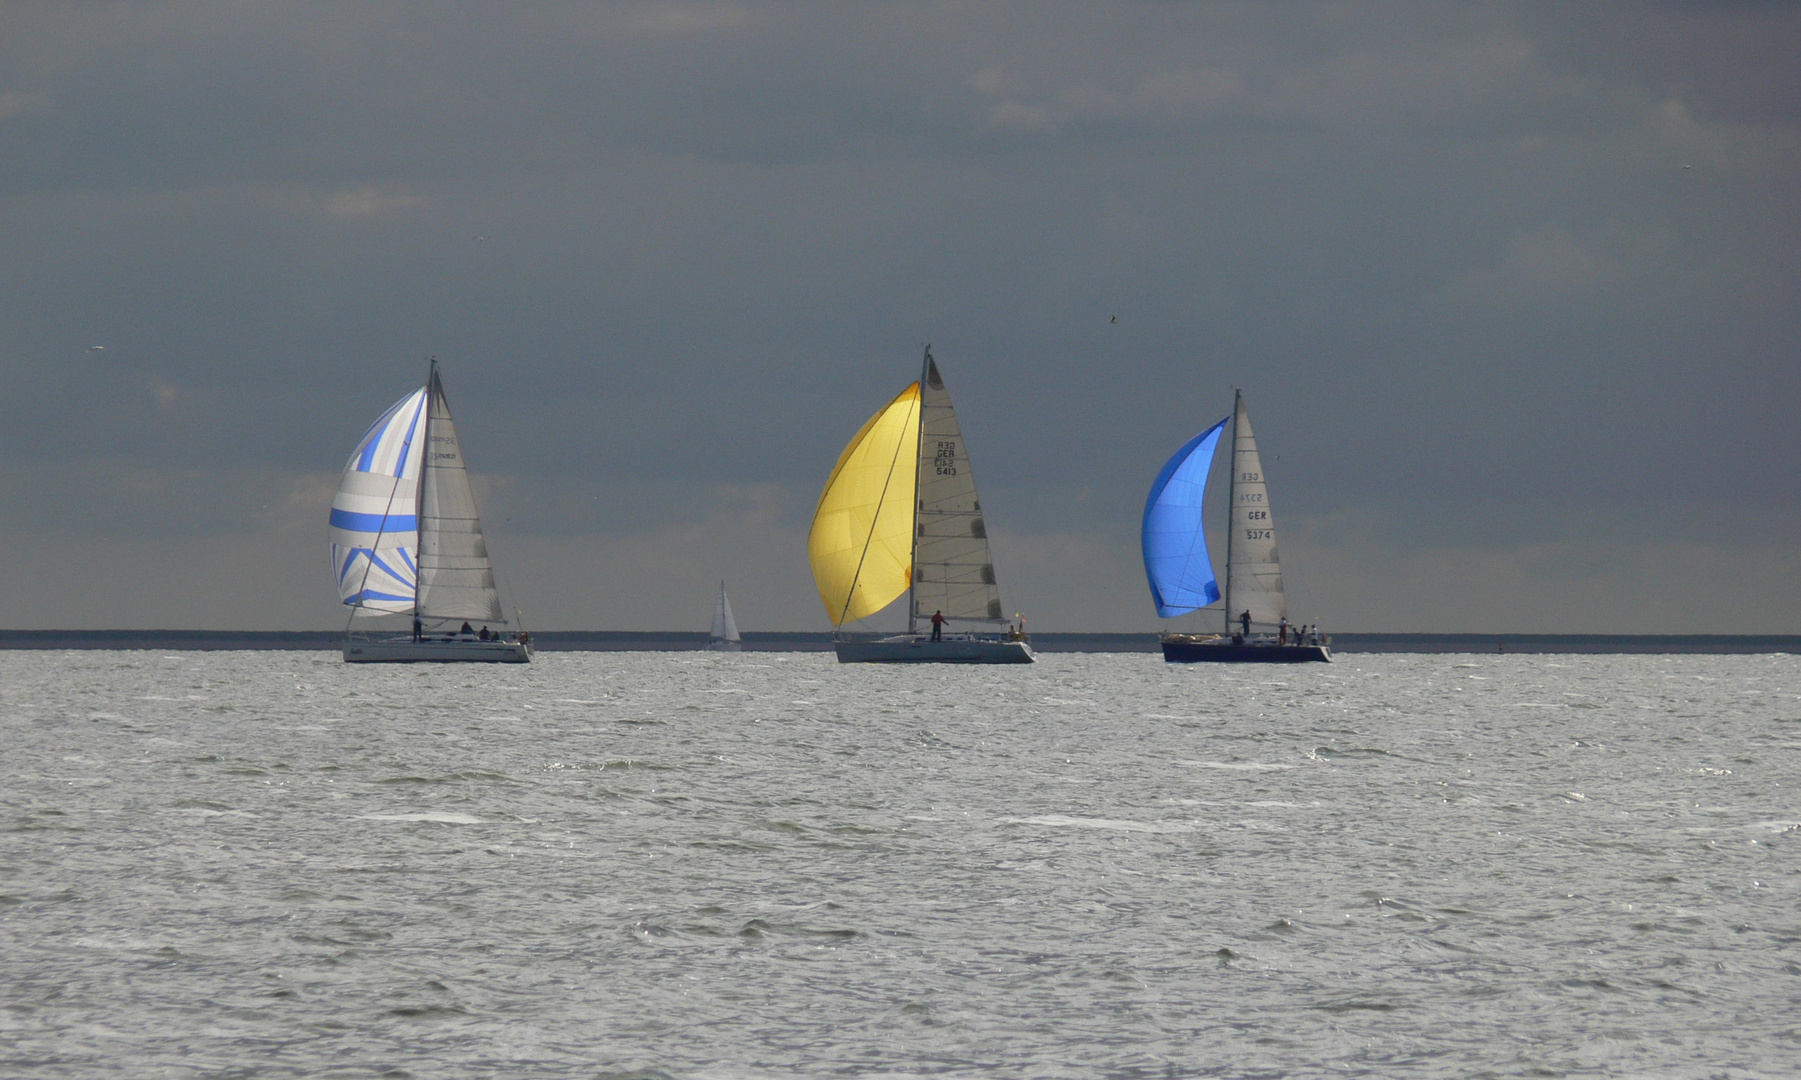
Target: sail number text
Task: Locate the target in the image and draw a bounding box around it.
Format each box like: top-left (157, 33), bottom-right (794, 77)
top-left (933, 440), bottom-right (958, 476)
top-left (1240, 472), bottom-right (1261, 482)
top-left (1244, 529), bottom-right (1273, 540)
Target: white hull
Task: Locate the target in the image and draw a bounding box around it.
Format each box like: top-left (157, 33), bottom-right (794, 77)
top-left (344, 637), bottom-right (533, 663)
top-left (834, 635), bottom-right (1035, 664)
top-left (707, 640), bottom-right (743, 652)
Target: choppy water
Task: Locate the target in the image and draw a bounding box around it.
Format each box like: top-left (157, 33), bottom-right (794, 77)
top-left (2, 650), bottom-right (1798, 1079)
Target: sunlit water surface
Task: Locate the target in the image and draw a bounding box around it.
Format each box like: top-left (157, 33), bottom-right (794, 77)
top-left (2, 650), bottom-right (1798, 1079)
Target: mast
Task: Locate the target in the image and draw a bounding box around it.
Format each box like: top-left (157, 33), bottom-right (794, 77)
top-left (907, 344), bottom-right (930, 636)
top-left (414, 356), bottom-right (435, 617)
top-left (1223, 387), bottom-right (1238, 635)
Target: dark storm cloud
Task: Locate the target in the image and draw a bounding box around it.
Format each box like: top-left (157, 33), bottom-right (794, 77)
top-left (0, 2), bottom-right (1795, 630)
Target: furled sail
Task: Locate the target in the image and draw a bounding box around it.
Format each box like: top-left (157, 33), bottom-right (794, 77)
top-left (414, 368), bottom-right (504, 622)
top-left (330, 387), bottom-right (428, 614)
top-left (1228, 394), bottom-right (1286, 627)
top-left (808, 383), bottom-right (921, 625)
top-left (711, 582), bottom-right (740, 643)
top-left (1141, 415), bottom-right (1229, 617)
top-left (913, 353), bottom-right (1004, 623)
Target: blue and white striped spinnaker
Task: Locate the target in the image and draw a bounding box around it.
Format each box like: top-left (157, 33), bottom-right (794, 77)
top-left (1141, 415), bottom-right (1229, 618)
top-left (330, 387), bottom-right (428, 614)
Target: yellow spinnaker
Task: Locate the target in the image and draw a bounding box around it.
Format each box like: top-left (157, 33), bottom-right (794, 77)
top-left (808, 382), bottom-right (921, 625)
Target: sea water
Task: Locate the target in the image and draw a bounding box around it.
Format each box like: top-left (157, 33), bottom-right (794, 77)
top-left (1, 650), bottom-right (1797, 1078)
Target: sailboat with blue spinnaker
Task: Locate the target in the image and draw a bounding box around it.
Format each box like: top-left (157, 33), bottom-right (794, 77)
top-left (1143, 391), bottom-right (1329, 663)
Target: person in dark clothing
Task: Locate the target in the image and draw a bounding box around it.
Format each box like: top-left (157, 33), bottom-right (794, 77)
top-left (479, 626), bottom-right (490, 641)
top-left (1240, 610), bottom-right (1251, 637)
top-left (413, 616), bottom-right (423, 642)
top-left (459, 621), bottom-right (474, 636)
top-left (930, 610), bottom-right (945, 641)
top-left (1278, 617), bottom-right (1289, 645)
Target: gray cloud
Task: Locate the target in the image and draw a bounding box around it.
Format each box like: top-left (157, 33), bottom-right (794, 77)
top-left (0, 2), bottom-right (1795, 631)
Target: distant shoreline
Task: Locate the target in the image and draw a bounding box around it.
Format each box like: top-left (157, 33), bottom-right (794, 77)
top-left (0, 630), bottom-right (1794, 655)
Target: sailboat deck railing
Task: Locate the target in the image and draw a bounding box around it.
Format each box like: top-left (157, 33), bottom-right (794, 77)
top-left (345, 627), bottom-right (527, 646)
top-left (832, 627), bottom-right (1029, 645)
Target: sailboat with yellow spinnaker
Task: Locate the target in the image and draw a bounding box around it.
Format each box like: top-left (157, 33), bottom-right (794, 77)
top-left (808, 347), bottom-right (1034, 664)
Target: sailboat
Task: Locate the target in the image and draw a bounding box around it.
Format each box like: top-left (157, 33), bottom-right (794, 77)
top-left (808, 347), bottom-right (1034, 664)
top-left (1142, 390), bottom-right (1329, 663)
top-left (329, 359), bottom-right (531, 663)
top-left (709, 581), bottom-right (742, 652)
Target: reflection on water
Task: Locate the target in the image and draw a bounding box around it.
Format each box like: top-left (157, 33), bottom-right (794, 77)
top-left (1, 650), bottom-right (1796, 1077)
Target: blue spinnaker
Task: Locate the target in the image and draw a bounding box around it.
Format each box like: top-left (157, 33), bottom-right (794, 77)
top-left (1142, 416), bottom-right (1229, 617)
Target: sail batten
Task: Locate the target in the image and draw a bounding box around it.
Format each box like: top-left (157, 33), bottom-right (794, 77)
top-left (414, 369), bottom-right (504, 622)
top-left (1226, 395), bottom-right (1285, 627)
top-left (911, 354), bottom-right (1005, 623)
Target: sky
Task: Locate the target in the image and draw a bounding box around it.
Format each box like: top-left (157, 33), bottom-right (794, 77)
top-left (0, 1), bottom-right (1795, 633)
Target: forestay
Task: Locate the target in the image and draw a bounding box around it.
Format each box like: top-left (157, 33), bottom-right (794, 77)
top-left (330, 388), bottom-right (428, 614)
top-left (414, 369), bottom-right (504, 622)
top-left (1141, 415), bottom-right (1228, 617)
top-left (913, 355), bottom-right (1004, 624)
top-left (808, 384), bottom-right (921, 625)
top-left (1228, 395), bottom-right (1285, 627)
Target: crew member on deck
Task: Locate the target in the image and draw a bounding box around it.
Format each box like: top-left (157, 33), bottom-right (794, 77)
top-left (459, 622), bottom-right (474, 636)
top-left (1278, 617), bottom-right (1289, 645)
top-left (413, 616), bottom-right (422, 643)
top-left (930, 610), bottom-right (945, 641)
top-left (1240, 610), bottom-right (1252, 637)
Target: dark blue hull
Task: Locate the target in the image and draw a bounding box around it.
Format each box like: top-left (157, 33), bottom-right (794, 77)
top-left (1161, 639), bottom-right (1331, 663)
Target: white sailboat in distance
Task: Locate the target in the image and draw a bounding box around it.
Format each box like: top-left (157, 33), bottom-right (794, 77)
top-left (1142, 390), bottom-right (1329, 663)
top-left (709, 581), bottom-right (742, 651)
top-left (808, 346), bottom-right (1034, 664)
top-left (330, 359), bottom-right (531, 663)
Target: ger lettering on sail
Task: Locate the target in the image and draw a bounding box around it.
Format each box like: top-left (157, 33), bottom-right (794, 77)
top-left (808, 347), bottom-right (1033, 664)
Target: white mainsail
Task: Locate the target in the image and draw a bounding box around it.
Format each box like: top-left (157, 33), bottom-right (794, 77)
top-left (330, 387), bottom-right (429, 614)
top-left (1226, 392), bottom-right (1286, 629)
top-left (711, 582), bottom-right (741, 643)
top-left (414, 368), bottom-right (503, 622)
top-left (911, 352), bottom-right (1005, 625)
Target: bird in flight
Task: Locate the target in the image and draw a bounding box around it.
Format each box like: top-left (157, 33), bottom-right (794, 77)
top-left (87, 345), bottom-right (106, 352)
top-left (1109, 314), bottom-right (1117, 324)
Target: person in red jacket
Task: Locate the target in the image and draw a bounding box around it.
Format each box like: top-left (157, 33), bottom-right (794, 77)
top-left (930, 610), bottom-right (945, 641)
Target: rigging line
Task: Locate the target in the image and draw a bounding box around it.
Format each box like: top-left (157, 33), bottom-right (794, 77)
top-left (415, 361), bottom-right (437, 613)
top-left (837, 389), bottom-right (919, 628)
top-left (907, 346), bottom-right (930, 634)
